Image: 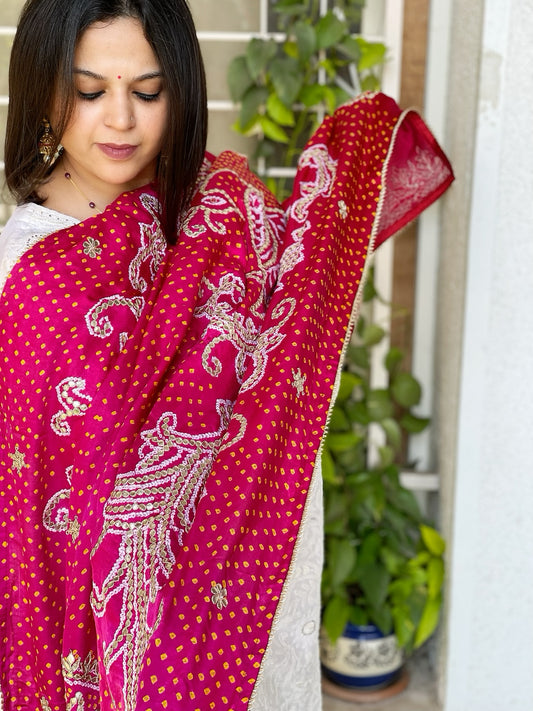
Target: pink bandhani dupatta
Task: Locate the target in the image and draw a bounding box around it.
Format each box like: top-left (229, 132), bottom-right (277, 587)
top-left (0, 93), bottom-right (453, 710)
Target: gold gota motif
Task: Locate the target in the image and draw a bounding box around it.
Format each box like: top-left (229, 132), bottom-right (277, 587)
top-left (243, 186), bottom-right (284, 315)
top-left (43, 465), bottom-right (74, 534)
top-left (9, 445), bottom-right (26, 473)
top-left (62, 650), bottom-right (99, 691)
top-left (85, 294), bottom-right (145, 339)
top-left (82, 237), bottom-right (102, 258)
top-left (66, 692), bottom-right (86, 711)
top-left (40, 696), bottom-right (85, 711)
top-left (211, 583), bottom-right (229, 610)
top-left (84, 192), bottom-right (166, 344)
top-left (338, 199), bottom-right (349, 220)
top-left (128, 194), bottom-right (167, 290)
top-left (51, 377), bottom-right (93, 437)
top-left (278, 144), bottom-right (338, 285)
top-left (182, 186), bottom-right (240, 239)
top-left (292, 367), bottom-right (307, 397)
top-left (90, 403), bottom-right (240, 710)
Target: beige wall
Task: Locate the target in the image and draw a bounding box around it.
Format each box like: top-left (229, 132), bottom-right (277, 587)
top-left (434, 0), bottom-right (484, 703)
top-left (437, 0), bottom-right (533, 708)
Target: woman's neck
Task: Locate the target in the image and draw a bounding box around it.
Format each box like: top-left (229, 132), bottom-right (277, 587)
top-left (40, 163), bottom-right (107, 220)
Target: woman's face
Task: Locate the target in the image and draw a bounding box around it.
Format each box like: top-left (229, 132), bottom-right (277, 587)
top-left (53, 16), bottom-right (168, 200)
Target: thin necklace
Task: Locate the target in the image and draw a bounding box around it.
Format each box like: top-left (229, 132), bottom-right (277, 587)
top-left (63, 167), bottom-right (101, 214)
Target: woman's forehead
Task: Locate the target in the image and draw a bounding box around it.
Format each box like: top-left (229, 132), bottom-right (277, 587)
top-left (75, 16), bottom-right (160, 75)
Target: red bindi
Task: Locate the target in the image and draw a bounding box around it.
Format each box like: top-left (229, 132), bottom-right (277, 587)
top-left (117, 75), bottom-right (122, 79)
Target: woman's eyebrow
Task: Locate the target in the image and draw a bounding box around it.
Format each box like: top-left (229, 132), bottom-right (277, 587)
top-left (73, 68), bottom-right (105, 80)
top-left (73, 68), bottom-right (163, 81)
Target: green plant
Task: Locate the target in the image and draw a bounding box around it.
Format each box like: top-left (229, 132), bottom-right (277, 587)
top-left (227, 0), bottom-right (386, 199)
top-left (320, 278), bottom-right (445, 652)
top-left (227, 0), bottom-right (445, 656)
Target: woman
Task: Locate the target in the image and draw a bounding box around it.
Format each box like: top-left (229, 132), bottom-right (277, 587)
top-left (0, 1), bottom-right (453, 709)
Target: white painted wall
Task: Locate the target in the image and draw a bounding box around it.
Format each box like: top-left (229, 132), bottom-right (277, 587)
top-left (441, 1), bottom-right (533, 708)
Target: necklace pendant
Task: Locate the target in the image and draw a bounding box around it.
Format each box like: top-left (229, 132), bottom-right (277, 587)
top-left (64, 169), bottom-right (100, 214)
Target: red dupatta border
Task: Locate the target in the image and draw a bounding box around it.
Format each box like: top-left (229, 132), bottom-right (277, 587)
top-left (0, 92), bottom-right (453, 711)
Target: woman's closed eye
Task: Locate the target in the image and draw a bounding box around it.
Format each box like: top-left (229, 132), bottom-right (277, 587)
top-left (77, 90), bottom-right (104, 101)
top-left (76, 90), bottom-right (162, 102)
top-left (134, 91), bottom-right (162, 102)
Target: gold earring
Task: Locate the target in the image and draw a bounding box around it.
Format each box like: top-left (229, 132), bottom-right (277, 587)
top-left (39, 118), bottom-right (62, 164)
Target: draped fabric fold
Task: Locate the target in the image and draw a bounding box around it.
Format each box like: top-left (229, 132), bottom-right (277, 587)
top-left (0, 93), bottom-right (453, 710)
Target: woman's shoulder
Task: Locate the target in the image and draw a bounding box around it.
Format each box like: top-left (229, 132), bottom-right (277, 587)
top-left (2, 202), bottom-right (78, 241)
top-left (0, 204), bottom-right (80, 291)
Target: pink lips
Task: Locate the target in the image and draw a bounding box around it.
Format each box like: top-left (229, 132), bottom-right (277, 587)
top-left (97, 143), bottom-right (137, 159)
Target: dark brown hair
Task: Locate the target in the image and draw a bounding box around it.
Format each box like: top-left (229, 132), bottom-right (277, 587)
top-left (5, 0), bottom-right (208, 243)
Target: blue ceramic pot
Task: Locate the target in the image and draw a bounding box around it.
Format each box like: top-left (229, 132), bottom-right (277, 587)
top-left (320, 622), bottom-right (403, 689)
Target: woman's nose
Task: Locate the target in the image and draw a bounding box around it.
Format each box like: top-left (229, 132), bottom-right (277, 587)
top-left (104, 94), bottom-right (134, 130)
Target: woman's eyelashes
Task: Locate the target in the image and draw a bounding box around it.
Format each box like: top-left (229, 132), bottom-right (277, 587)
top-left (76, 89), bottom-right (162, 102)
top-left (77, 90), bottom-right (103, 100)
top-left (134, 91), bottom-right (162, 102)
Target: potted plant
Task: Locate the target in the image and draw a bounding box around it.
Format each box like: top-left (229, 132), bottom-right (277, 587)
top-left (319, 277), bottom-right (445, 691)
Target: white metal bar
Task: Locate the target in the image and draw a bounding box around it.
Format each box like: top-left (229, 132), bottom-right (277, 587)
top-left (361, 0), bottom-right (385, 35)
top-left (407, 0), bottom-right (453, 471)
top-left (197, 30), bottom-right (285, 42)
top-left (197, 30), bottom-right (386, 43)
top-left (315, 0), bottom-right (330, 125)
top-left (400, 471), bottom-right (440, 492)
top-left (260, 0), bottom-right (268, 35)
top-left (264, 167), bottom-right (297, 178)
top-left (207, 100), bottom-right (235, 111)
top-left (381, 0), bottom-right (404, 100)
top-left (366, 0), bottom-right (405, 468)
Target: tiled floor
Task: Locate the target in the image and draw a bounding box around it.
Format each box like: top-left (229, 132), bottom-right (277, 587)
top-left (322, 652), bottom-right (441, 711)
